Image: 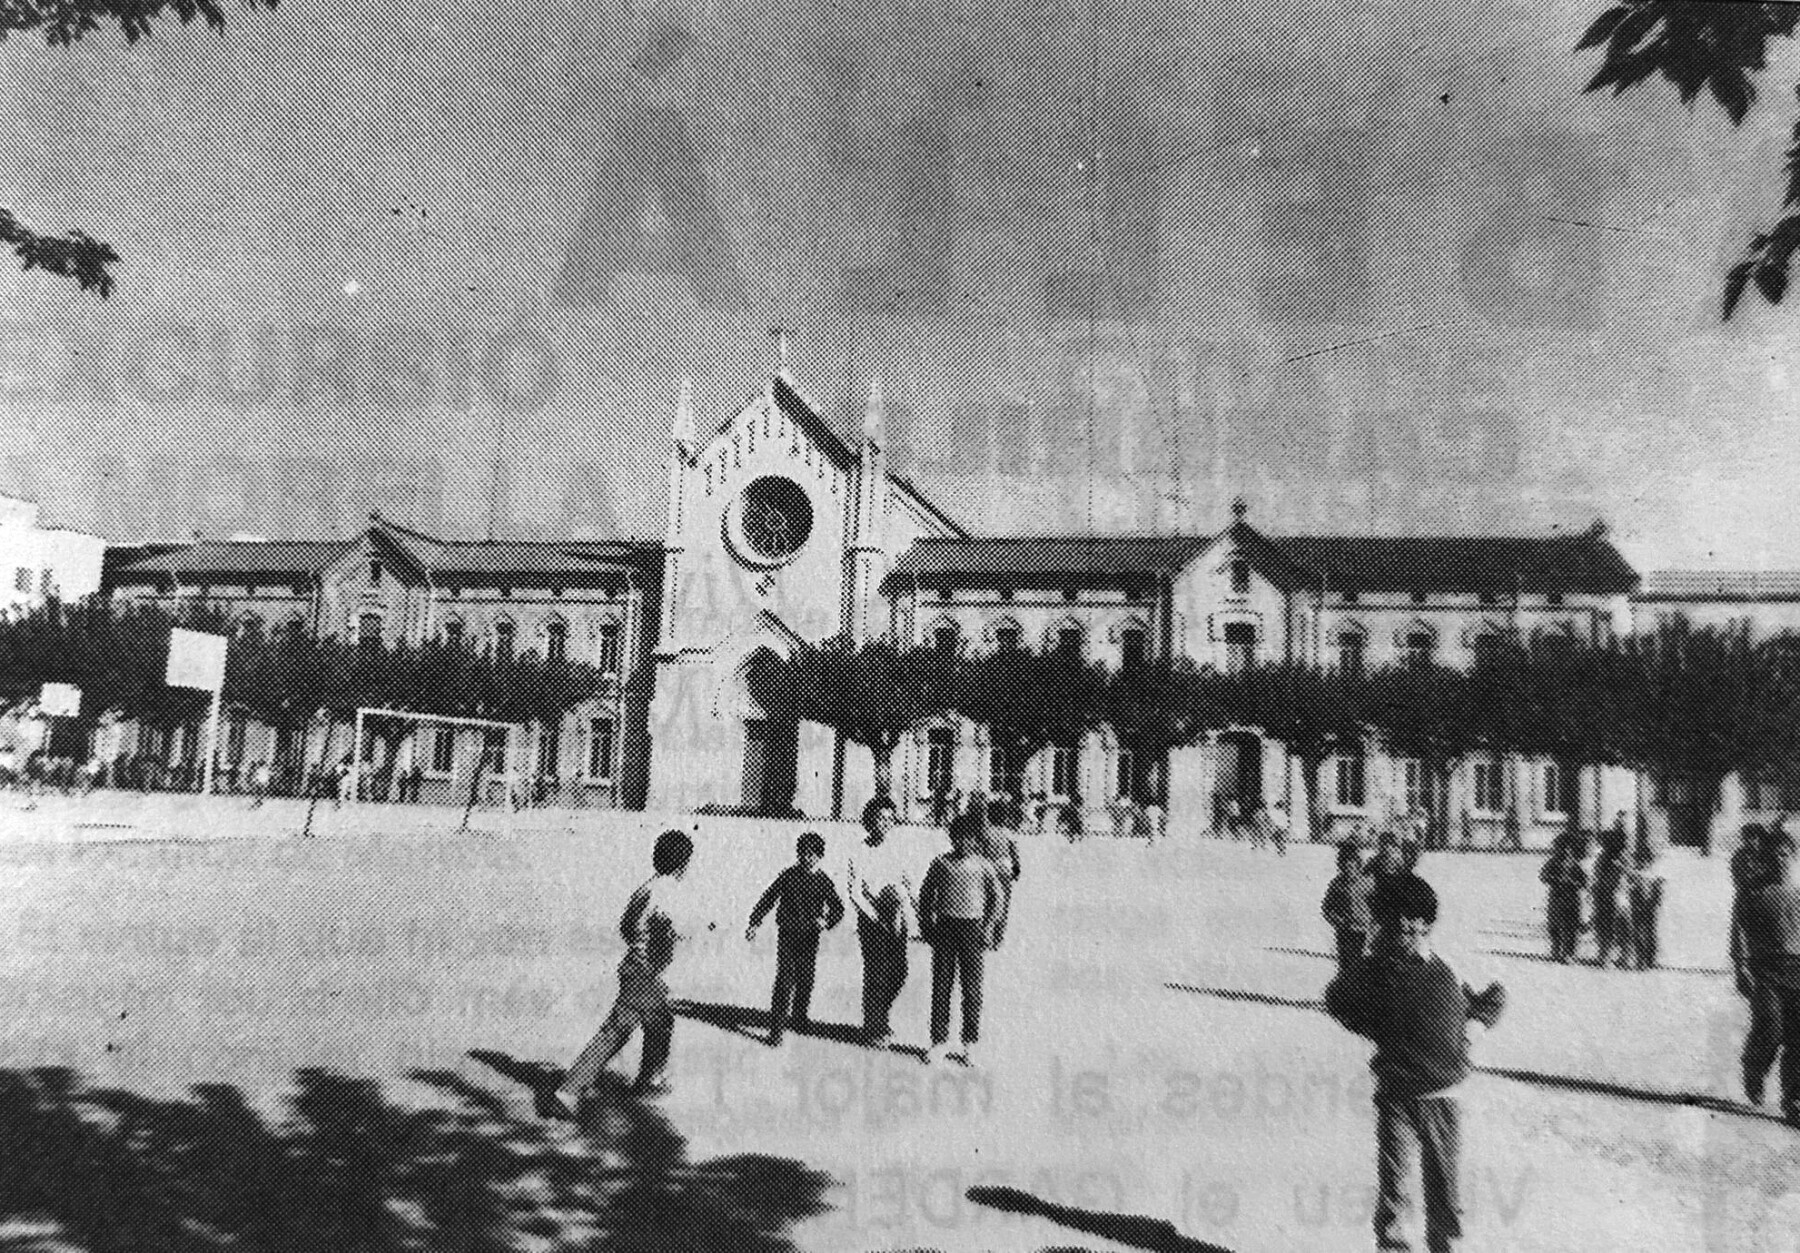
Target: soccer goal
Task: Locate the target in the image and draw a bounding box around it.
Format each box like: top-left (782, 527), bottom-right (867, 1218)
top-left (349, 708), bottom-right (524, 834)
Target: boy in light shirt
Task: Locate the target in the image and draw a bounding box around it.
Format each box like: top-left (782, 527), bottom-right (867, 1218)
top-left (539, 829), bottom-right (715, 1117)
top-left (845, 796), bottom-right (920, 1047)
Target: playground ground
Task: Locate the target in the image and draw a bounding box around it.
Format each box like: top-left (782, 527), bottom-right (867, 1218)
top-left (0, 790), bottom-right (1795, 1252)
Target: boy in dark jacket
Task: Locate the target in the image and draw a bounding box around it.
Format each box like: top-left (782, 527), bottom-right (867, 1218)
top-left (1322, 840), bottom-right (1375, 970)
top-left (1734, 827), bottom-right (1800, 1121)
top-left (1539, 831), bottom-right (1588, 963)
top-left (1326, 874), bottom-right (1506, 1253)
top-left (748, 832), bottom-right (845, 1045)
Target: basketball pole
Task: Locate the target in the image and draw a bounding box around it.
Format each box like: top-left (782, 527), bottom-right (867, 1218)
top-left (201, 687), bottom-right (222, 796)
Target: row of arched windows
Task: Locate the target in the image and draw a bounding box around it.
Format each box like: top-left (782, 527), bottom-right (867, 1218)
top-left (925, 617), bottom-right (1151, 666)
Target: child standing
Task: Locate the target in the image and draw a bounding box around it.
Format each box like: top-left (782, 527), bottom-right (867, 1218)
top-left (1325, 874), bottom-right (1506, 1253)
top-left (748, 832), bottom-right (846, 1046)
top-left (1540, 832), bottom-right (1589, 964)
top-left (1628, 832), bottom-right (1667, 970)
top-left (1322, 840), bottom-right (1375, 970)
top-left (543, 830), bottom-right (713, 1116)
top-left (918, 818), bottom-right (1005, 1066)
top-left (847, 796), bottom-right (920, 1047)
top-left (1592, 829), bottom-right (1632, 969)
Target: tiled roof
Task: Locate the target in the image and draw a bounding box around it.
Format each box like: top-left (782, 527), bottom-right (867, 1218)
top-left (108, 523), bottom-right (663, 585)
top-left (374, 520), bottom-right (659, 578)
top-left (111, 540), bottom-right (353, 580)
top-left (1638, 571), bottom-right (1800, 602)
top-left (887, 527), bottom-right (1640, 594)
top-left (406, 541), bottom-right (660, 579)
top-left (889, 535), bottom-right (1216, 583)
top-left (1271, 532), bottom-right (1639, 594)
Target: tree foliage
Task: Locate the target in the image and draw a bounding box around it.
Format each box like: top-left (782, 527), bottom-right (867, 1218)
top-left (1236, 661), bottom-right (1368, 840)
top-left (1579, 1), bottom-right (1800, 317)
top-left (1100, 657), bottom-right (1231, 757)
top-left (953, 647), bottom-right (1109, 769)
top-left (0, 598), bottom-right (606, 752)
top-left (0, 0), bottom-right (278, 297)
top-left (744, 638), bottom-right (957, 796)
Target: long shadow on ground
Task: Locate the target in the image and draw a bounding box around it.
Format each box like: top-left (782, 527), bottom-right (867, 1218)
top-left (674, 998), bottom-right (909, 1052)
top-left (966, 1185), bottom-right (1236, 1253)
top-left (0, 1063), bottom-right (833, 1252)
top-left (1164, 982), bottom-right (1324, 1011)
top-left (1483, 948), bottom-right (1730, 976)
top-left (1164, 982), bottom-right (1786, 1126)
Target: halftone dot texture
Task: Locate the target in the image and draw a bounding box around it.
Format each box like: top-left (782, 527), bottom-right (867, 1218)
top-left (0, 0), bottom-right (1789, 561)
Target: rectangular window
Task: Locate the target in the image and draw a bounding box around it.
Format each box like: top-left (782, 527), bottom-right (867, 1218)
top-left (596, 623), bottom-right (622, 674)
top-left (1230, 560), bottom-right (1250, 595)
top-left (1337, 632), bottom-right (1365, 677)
top-left (431, 728), bottom-right (456, 773)
top-left (1334, 754), bottom-right (1367, 809)
top-left (39, 569), bottom-right (54, 598)
top-left (13, 568), bottom-right (29, 592)
top-left (225, 715), bottom-right (248, 766)
top-left (537, 723), bottom-right (561, 775)
top-left (1543, 762), bottom-right (1578, 817)
top-left (989, 743), bottom-right (1024, 798)
top-left (1120, 628), bottom-right (1147, 670)
top-left (1400, 758), bottom-right (1425, 814)
top-left (1224, 622), bottom-right (1255, 675)
top-left (481, 729), bottom-right (508, 773)
top-left (1117, 745), bottom-right (1137, 798)
top-left (1405, 631), bottom-right (1436, 668)
top-left (1056, 627), bottom-right (1083, 658)
top-left (933, 625), bottom-right (959, 654)
top-left (926, 728), bottom-right (954, 795)
top-left (588, 718), bottom-right (617, 781)
top-left (1050, 742), bottom-right (1078, 797)
top-left (369, 560), bottom-right (383, 586)
top-left (993, 624), bottom-right (1022, 652)
top-left (1474, 758), bottom-right (1506, 814)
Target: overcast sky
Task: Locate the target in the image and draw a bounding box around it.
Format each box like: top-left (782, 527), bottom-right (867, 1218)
top-left (1, 0), bottom-right (1796, 571)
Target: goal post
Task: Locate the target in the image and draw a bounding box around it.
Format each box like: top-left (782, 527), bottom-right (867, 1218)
top-left (349, 707), bottom-right (523, 830)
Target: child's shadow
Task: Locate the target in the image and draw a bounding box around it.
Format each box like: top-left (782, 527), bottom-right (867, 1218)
top-left (672, 999), bottom-right (923, 1056)
top-left (469, 1048), bottom-right (560, 1091)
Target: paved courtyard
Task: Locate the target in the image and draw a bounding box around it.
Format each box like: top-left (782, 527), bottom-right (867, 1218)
top-left (0, 791), bottom-right (1795, 1251)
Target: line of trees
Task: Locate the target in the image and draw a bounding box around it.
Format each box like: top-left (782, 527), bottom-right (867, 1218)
top-left (0, 599), bottom-right (611, 788)
top-left (748, 620), bottom-right (1800, 850)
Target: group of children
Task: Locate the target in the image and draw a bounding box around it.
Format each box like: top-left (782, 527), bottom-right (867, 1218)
top-left (535, 797), bottom-right (1020, 1119)
top-left (1538, 816), bottom-right (1666, 967)
top-left (528, 804), bottom-right (1510, 1251)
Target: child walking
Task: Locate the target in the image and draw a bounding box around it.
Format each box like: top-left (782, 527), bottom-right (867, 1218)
top-left (1540, 831), bottom-right (1589, 964)
top-left (542, 830), bottom-right (712, 1117)
top-left (918, 817), bottom-right (1006, 1066)
top-left (748, 832), bottom-right (845, 1046)
top-left (1322, 840), bottom-right (1375, 971)
top-left (1326, 874), bottom-right (1506, 1253)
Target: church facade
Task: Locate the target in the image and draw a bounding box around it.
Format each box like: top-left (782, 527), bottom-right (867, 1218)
top-left (105, 365), bottom-right (1655, 847)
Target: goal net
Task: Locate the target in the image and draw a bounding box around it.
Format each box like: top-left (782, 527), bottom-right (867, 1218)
top-left (349, 707), bottom-right (524, 833)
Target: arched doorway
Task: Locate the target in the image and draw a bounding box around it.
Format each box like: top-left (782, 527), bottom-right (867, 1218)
top-left (738, 647), bottom-right (798, 815)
